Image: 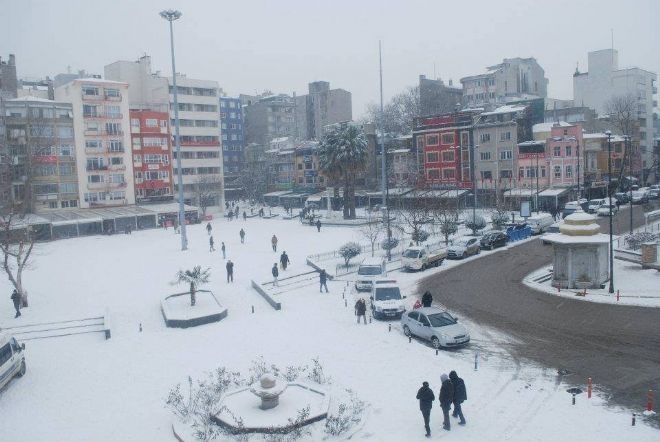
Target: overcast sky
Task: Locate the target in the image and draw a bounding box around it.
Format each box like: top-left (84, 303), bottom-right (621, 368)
top-left (2, 0), bottom-right (658, 116)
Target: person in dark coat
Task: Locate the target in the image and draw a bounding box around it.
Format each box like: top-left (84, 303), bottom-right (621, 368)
top-left (416, 381), bottom-right (435, 437)
top-left (439, 373), bottom-right (454, 431)
top-left (272, 263), bottom-right (279, 286)
top-left (10, 289), bottom-right (21, 318)
top-left (280, 251), bottom-right (290, 271)
top-left (243, 211), bottom-right (247, 221)
top-left (206, 222), bottom-right (212, 235)
top-left (240, 228), bottom-right (246, 244)
top-left (221, 242), bottom-right (226, 259)
top-left (422, 291), bottom-right (433, 308)
top-left (449, 370), bottom-right (467, 425)
top-left (226, 259), bottom-right (234, 283)
top-left (319, 269), bottom-right (329, 293)
top-left (271, 234), bottom-right (278, 252)
top-left (209, 235), bottom-right (215, 252)
top-left (316, 219), bottom-right (321, 232)
top-left (354, 298), bottom-right (367, 324)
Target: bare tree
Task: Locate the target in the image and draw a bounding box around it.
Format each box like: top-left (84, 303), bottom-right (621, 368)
top-left (365, 86), bottom-right (420, 137)
top-left (0, 212), bottom-right (35, 307)
top-left (605, 94), bottom-right (639, 188)
top-left (394, 193), bottom-right (432, 245)
top-left (194, 175), bottom-right (223, 217)
top-left (234, 161), bottom-right (269, 204)
top-left (359, 213), bottom-right (383, 257)
top-left (430, 199), bottom-right (459, 245)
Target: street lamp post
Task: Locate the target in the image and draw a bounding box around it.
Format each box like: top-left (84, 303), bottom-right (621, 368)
top-left (471, 144), bottom-right (478, 223)
top-left (378, 41), bottom-right (391, 260)
top-left (606, 130), bottom-right (614, 294)
top-left (625, 135), bottom-right (633, 235)
top-left (160, 9), bottom-right (187, 251)
top-left (535, 152), bottom-right (540, 213)
top-left (576, 141), bottom-right (581, 200)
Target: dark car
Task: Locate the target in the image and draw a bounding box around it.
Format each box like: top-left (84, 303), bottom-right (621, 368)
top-left (480, 231), bottom-right (508, 250)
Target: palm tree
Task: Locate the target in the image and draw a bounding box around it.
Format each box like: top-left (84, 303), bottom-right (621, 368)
top-left (318, 124), bottom-right (368, 219)
top-left (174, 266), bottom-right (211, 306)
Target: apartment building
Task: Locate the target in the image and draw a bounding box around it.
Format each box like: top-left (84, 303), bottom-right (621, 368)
top-left (293, 141), bottom-right (325, 192)
top-left (130, 110), bottom-right (173, 202)
top-left (55, 78), bottom-right (135, 209)
top-left (295, 81), bottom-right (352, 140)
top-left (574, 49), bottom-right (657, 177)
top-left (244, 94), bottom-right (296, 145)
top-left (1, 97), bottom-right (78, 212)
top-left (419, 75), bottom-right (462, 117)
top-left (0, 54), bottom-right (18, 100)
top-left (220, 96), bottom-right (245, 189)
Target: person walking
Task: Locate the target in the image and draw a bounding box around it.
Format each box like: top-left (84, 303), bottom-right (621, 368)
top-left (316, 219), bottom-right (321, 232)
top-left (422, 291), bottom-right (433, 308)
top-left (280, 251), bottom-right (290, 271)
top-left (228, 211), bottom-right (234, 221)
top-left (221, 242), bottom-right (226, 259)
top-left (355, 298), bottom-right (367, 324)
top-left (272, 263), bottom-right (279, 286)
top-left (240, 228), bottom-right (246, 244)
top-left (439, 373), bottom-right (454, 431)
top-left (449, 370), bottom-right (467, 425)
top-left (226, 259), bottom-right (234, 283)
top-left (271, 234), bottom-right (278, 252)
top-left (10, 289), bottom-right (21, 318)
top-left (206, 222), bottom-right (212, 235)
top-left (319, 269), bottom-right (329, 293)
top-left (416, 381), bottom-right (435, 438)
top-left (243, 211), bottom-right (247, 221)
top-left (209, 235), bottom-right (215, 252)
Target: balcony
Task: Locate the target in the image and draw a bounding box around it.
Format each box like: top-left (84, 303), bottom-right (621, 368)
top-left (81, 93), bottom-right (104, 101)
top-left (86, 165), bottom-right (108, 172)
top-left (84, 130), bottom-right (124, 137)
top-left (104, 93), bottom-right (122, 101)
top-left (83, 112), bottom-right (123, 120)
top-left (108, 164), bottom-right (126, 171)
top-left (87, 182), bottom-right (107, 190)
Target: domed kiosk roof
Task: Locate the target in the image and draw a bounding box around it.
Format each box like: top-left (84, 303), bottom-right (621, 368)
top-left (560, 210), bottom-right (601, 236)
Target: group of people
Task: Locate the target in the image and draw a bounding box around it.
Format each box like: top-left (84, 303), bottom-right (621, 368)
top-left (417, 371), bottom-right (467, 436)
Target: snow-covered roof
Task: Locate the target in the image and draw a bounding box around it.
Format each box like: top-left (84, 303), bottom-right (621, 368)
top-left (533, 122), bottom-right (571, 133)
top-left (538, 188), bottom-right (570, 197)
top-left (582, 133), bottom-right (626, 142)
top-left (75, 77), bottom-right (127, 86)
top-left (482, 105), bottom-right (527, 116)
top-left (7, 96), bottom-right (56, 103)
top-left (504, 188), bottom-right (535, 197)
top-left (518, 140), bottom-right (545, 147)
top-left (441, 189), bottom-right (469, 198)
top-left (263, 190), bottom-right (293, 197)
top-left (388, 149), bottom-right (411, 154)
top-left (542, 232), bottom-right (610, 245)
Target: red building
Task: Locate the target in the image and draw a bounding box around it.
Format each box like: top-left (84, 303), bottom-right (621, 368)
top-left (412, 112), bottom-right (476, 189)
top-left (129, 110), bottom-right (174, 202)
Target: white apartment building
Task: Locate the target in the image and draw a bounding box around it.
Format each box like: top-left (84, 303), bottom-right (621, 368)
top-left (574, 49), bottom-right (657, 173)
top-left (55, 78), bottom-right (135, 209)
top-left (169, 75), bottom-right (224, 207)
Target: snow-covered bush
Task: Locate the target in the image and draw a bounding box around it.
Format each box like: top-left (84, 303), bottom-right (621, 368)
top-left (324, 389), bottom-right (366, 437)
top-left (624, 232), bottom-right (658, 250)
top-left (339, 242), bottom-right (362, 268)
top-left (490, 210), bottom-right (510, 230)
top-left (411, 229), bottom-right (429, 244)
top-left (439, 218), bottom-right (458, 245)
top-left (307, 357), bottom-right (330, 384)
top-left (380, 237), bottom-right (399, 251)
top-left (261, 406), bottom-right (311, 441)
top-left (465, 214), bottom-right (487, 235)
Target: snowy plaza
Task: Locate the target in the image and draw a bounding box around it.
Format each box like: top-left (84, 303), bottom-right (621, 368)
top-left (0, 213), bottom-right (657, 441)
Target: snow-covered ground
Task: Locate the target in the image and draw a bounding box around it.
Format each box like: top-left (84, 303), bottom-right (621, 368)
top-left (0, 216), bottom-right (657, 441)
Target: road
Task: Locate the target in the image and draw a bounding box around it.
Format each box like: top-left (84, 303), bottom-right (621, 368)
top-left (419, 204), bottom-right (660, 420)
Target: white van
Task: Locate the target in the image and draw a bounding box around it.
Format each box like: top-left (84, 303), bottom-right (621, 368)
top-left (0, 333), bottom-right (26, 390)
top-left (526, 212), bottom-right (555, 234)
top-left (355, 257), bottom-right (386, 291)
top-left (369, 279), bottom-right (406, 319)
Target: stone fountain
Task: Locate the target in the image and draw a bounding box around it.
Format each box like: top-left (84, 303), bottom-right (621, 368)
top-left (250, 374), bottom-right (288, 410)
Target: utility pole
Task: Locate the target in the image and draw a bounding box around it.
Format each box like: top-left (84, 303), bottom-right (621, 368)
top-left (606, 130), bottom-right (614, 294)
top-left (379, 41), bottom-right (391, 261)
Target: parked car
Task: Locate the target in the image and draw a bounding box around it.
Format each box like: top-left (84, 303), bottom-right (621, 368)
top-left (597, 201), bottom-right (619, 216)
top-left (402, 245), bottom-right (447, 271)
top-left (355, 257), bottom-right (386, 291)
top-left (526, 212), bottom-right (555, 234)
top-left (649, 189), bottom-right (660, 200)
top-left (562, 201), bottom-right (582, 218)
top-left (0, 333), bottom-right (26, 391)
top-left (614, 192), bottom-right (630, 204)
top-left (586, 199), bottom-right (606, 213)
top-left (401, 307), bottom-right (470, 349)
top-left (541, 221), bottom-right (562, 245)
top-left (631, 190), bottom-right (649, 205)
top-left (480, 230), bottom-right (508, 250)
top-left (369, 279), bottom-right (406, 320)
top-left (447, 236), bottom-right (480, 259)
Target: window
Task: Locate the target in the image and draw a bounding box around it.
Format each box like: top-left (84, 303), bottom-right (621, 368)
top-left (500, 170), bottom-right (512, 179)
top-left (553, 146), bottom-right (561, 157)
top-left (441, 133), bottom-right (455, 145)
top-left (85, 140), bottom-right (101, 149)
top-left (132, 138), bottom-right (141, 149)
top-left (59, 145), bottom-right (73, 156)
top-left (134, 154), bottom-right (141, 163)
top-left (519, 167), bottom-right (525, 178)
top-left (500, 131), bottom-right (511, 141)
top-left (566, 146), bottom-right (572, 156)
top-left (145, 119), bottom-right (158, 128)
top-left (441, 150), bottom-right (455, 162)
top-left (0, 344), bottom-right (12, 366)
top-left (427, 169), bottom-right (440, 180)
top-left (108, 140), bottom-right (124, 152)
top-left (105, 105), bottom-right (120, 118)
top-left (110, 157), bottom-right (123, 165)
top-left (88, 175), bottom-right (104, 183)
top-left (30, 126), bottom-right (53, 137)
top-left (83, 104), bottom-right (98, 117)
top-left (499, 150), bottom-right (512, 160)
top-left (109, 174), bottom-right (125, 184)
top-left (426, 152), bottom-right (439, 163)
top-left (554, 166), bottom-right (561, 178)
top-left (105, 88), bottom-right (120, 97)
top-left (143, 137), bottom-right (164, 147)
top-left (131, 118), bottom-right (140, 127)
top-left (59, 182), bottom-right (77, 193)
top-left (160, 120), bottom-right (167, 128)
top-left (82, 86), bottom-right (99, 96)
top-left (58, 126), bottom-right (73, 138)
top-left (481, 171), bottom-right (492, 180)
top-left (541, 167), bottom-right (546, 178)
top-left (59, 164), bottom-right (75, 175)
top-left (85, 122), bottom-right (99, 132)
top-left (480, 133), bottom-right (491, 143)
top-left (86, 158), bottom-right (105, 170)
top-left (480, 152), bottom-right (491, 161)
top-left (442, 168), bottom-right (455, 179)
top-left (565, 165), bottom-right (572, 178)
top-left (426, 134), bottom-right (439, 146)
top-left (105, 123), bottom-right (122, 135)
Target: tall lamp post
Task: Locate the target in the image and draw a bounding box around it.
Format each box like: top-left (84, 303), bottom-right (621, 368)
top-left (576, 141), bottom-right (581, 200)
top-left (606, 130), bottom-right (614, 294)
top-left (378, 41), bottom-right (391, 261)
top-left (625, 135), bottom-right (633, 234)
top-left (535, 151), bottom-right (540, 213)
top-left (160, 9), bottom-right (187, 251)
top-left (470, 144), bottom-right (479, 223)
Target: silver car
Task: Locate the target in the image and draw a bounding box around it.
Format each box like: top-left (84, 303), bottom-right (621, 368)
top-left (401, 307), bottom-right (470, 349)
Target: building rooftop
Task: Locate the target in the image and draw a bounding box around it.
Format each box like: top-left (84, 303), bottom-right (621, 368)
top-left (481, 105), bottom-right (527, 116)
top-left (7, 95), bottom-right (56, 103)
top-left (532, 121), bottom-right (572, 133)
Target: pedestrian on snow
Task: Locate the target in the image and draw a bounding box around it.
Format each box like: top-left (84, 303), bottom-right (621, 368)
top-left (226, 259), bottom-right (234, 283)
top-left (413, 299), bottom-right (422, 309)
top-left (243, 211), bottom-right (247, 221)
top-left (272, 263), bottom-right (279, 286)
top-left (225, 201), bottom-right (230, 210)
top-left (416, 381), bottom-right (435, 437)
top-left (235, 206), bottom-right (239, 218)
top-left (616, 198), bottom-right (621, 210)
top-left (422, 291), bottom-right (433, 308)
top-left (271, 234), bottom-right (278, 252)
top-left (316, 219), bottom-right (321, 232)
top-left (439, 373), bottom-right (454, 431)
top-left (280, 251), bottom-right (290, 271)
top-left (355, 298), bottom-right (367, 324)
top-left (10, 289), bottom-right (21, 318)
top-left (240, 228), bottom-right (246, 244)
top-left (228, 211), bottom-right (234, 221)
top-left (221, 242), bottom-right (226, 259)
top-left (209, 235), bottom-right (215, 252)
top-left (449, 370), bottom-right (467, 425)
top-left (319, 269), bottom-right (329, 293)
top-left (206, 222), bottom-right (212, 235)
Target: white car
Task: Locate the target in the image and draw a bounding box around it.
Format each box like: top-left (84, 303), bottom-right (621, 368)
top-left (0, 333), bottom-right (26, 390)
top-left (587, 199), bottom-right (605, 214)
top-left (597, 202), bottom-right (618, 216)
top-left (355, 257), bottom-right (386, 291)
top-left (447, 237), bottom-right (480, 259)
top-left (401, 307), bottom-right (470, 349)
top-left (369, 279), bottom-right (406, 320)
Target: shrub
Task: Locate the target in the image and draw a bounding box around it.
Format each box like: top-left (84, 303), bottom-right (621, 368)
top-left (380, 237), bottom-right (399, 251)
top-left (490, 210), bottom-right (510, 230)
top-left (624, 232), bottom-right (658, 250)
top-left (465, 214), bottom-right (487, 235)
top-left (339, 242), bottom-right (362, 268)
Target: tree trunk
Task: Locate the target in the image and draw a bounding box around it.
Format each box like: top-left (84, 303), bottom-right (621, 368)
top-left (349, 173), bottom-right (356, 219)
top-left (342, 173), bottom-right (350, 219)
top-left (190, 282), bottom-right (196, 306)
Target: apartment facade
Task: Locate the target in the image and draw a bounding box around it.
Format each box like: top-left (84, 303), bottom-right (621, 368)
top-left (130, 110), bottom-right (173, 203)
top-left (295, 81), bottom-right (352, 140)
top-left (0, 54), bottom-right (18, 100)
top-left (573, 49), bottom-right (657, 176)
top-left (293, 141), bottom-right (324, 192)
top-left (220, 96), bottom-right (245, 184)
top-left (244, 94), bottom-right (296, 145)
top-left (419, 75), bottom-right (462, 117)
top-left (1, 97), bottom-right (78, 212)
top-left (461, 57), bottom-right (548, 109)
top-left (55, 78), bottom-right (135, 209)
